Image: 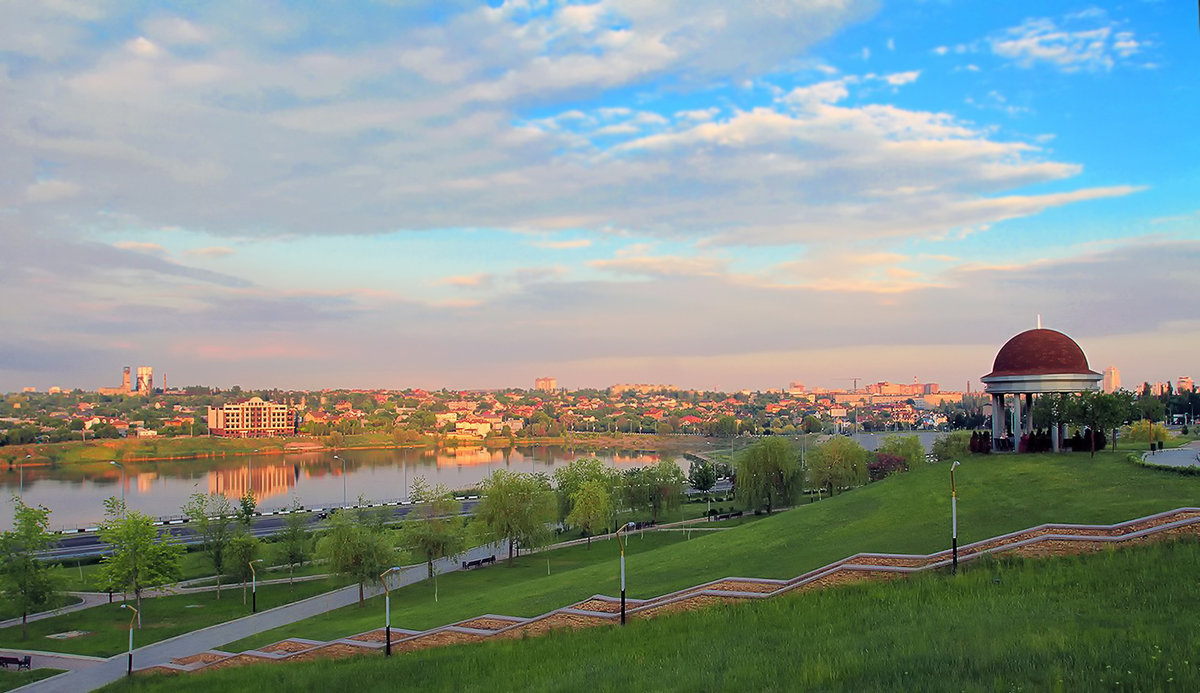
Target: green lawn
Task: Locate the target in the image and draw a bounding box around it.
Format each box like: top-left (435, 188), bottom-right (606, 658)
top-left (103, 537), bottom-right (1200, 692)
top-left (0, 576), bottom-right (352, 657)
top-left (0, 593), bottom-right (81, 622)
top-left (0, 669), bottom-right (65, 691)
top-left (223, 449), bottom-right (1200, 652)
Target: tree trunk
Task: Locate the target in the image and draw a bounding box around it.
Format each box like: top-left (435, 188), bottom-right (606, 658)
top-left (358, 581), bottom-right (364, 606)
top-left (216, 573), bottom-right (222, 600)
top-left (289, 564), bottom-right (294, 589)
top-left (22, 611), bottom-right (27, 641)
top-left (508, 538), bottom-right (514, 566)
top-left (427, 560), bottom-right (434, 579)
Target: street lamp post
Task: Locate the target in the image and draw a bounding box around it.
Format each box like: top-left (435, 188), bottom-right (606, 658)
top-left (616, 521), bottom-right (636, 625)
top-left (109, 461), bottom-right (125, 510)
top-left (121, 603), bottom-right (138, 676)
top-left (380, 566), bottom-right (403, 656)
top-left (250, 559), bottom-right (263, 613)
top-left (950, 460), bottom-right (961, 573)
top-left (333, 455), bottom-right (347, 508)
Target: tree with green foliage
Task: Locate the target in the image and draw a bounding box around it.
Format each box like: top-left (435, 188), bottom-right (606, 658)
top-left (552, 458), bottom-right (619, 528)
top-left (931, 431), bottom-right (971, 462)
top-left (876, 434), bottom-right (925, 469)
top-left (182, 492), bottom-right (234, 599)
top-left (0, 498), bottom-right (60, 639)
top-left (277, 498), bottom-right (311, 588)
top-left (96, 497), bottom-right (183, 625)
top-left (687, 459), bottom-right (717, 495)
top-left (316, 508), bottom-right (394, 606)
top-left (1067, 391), bottom-right (1130, 457)
top-left (645, 459), bottom-right (686, 523)
top-left (474, 470), bottom-right (555, 565)
top-left (397, 480), bottom-right (467, 581)
top-left (801, 415), bottom-right (824, 433)
top-left (237, 491), bottom-right (257, 527)
top-left (566, 480), bottom-right (612, 546)
top-left (736, 437), bottom-right (802, 514)
top-left (227, 532), bottom-right (261, 605)
top-left (807, 436), bottom-right (868, 496)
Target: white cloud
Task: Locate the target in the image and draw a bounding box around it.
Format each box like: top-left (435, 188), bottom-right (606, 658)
top-left (884, 70), bottom-right (920, 86)
top-left (989, 11), bottom-right (1143, 72)
top-left (533, 239), bottom-right (593, 250)
top-left (186, 246), bottom-right (235, 257)
top-left (25, 179), bottom-right (81, 203)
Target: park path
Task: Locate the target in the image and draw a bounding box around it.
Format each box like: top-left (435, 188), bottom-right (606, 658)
top-left (10, 542), bottom-right (504, 693)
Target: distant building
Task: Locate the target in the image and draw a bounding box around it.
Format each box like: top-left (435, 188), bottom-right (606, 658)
top-left (21, 387), bottom-right (35, 393)
top-left (1179, 376), bottom-right (1195, 393)
top-left (48, 386), bottom-right (62, 394)
top-left (610, 383), bottom-right (678, 395)
top-left (1103, 366), bottom-right (1121, 394)
top-left (98, 366), bottom-right (134, 396)
top-left (207, 397), bottom-right (294, 438)
top-left (136, 366), bottom-right (153, 393)
top-left (534, 377), bottom-right (557, 392)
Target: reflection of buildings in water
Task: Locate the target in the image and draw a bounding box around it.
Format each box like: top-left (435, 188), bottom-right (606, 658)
top-left (208, 463), bottom-right (296, 503)
top-left (134, 472), bottom-right (159, 494)
top-left (435, 447), bottom-right (504, 467)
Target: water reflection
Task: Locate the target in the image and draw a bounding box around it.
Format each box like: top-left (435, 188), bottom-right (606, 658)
top-left (0, 446), bottom-right (668, 530)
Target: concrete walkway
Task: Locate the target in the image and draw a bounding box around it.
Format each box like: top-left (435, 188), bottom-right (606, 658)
top-left (13, 542), bottom-right (505, 693)
top-left (1142, 440), bottom-right (1200, 468)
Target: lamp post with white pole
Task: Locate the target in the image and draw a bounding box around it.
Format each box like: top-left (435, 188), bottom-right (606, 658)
top-left (109, 460), bottom-right (125, 510)
top-left (950, 460), bottom-right (961, 573)
top-left (333, 454), bottom-right (347, 508)
top-left (249, 559), bottom-right (263, 613)
top-left (616, 521), bottom-right (636, 625)
top-left (380, 566), bottom-right (403, 656)
top-left (121, 603), bottom-right (138, 676)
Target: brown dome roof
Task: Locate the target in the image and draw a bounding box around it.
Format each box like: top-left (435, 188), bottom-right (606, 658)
top-left (984, 328), bottom-right (1099, 378)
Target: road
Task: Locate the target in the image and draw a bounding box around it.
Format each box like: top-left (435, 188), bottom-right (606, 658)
top-left (42, 499), bottom-right (480, 561)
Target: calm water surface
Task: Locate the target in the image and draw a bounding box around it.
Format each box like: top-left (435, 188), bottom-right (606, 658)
top-left (0, 446), bottom-right (672, 530)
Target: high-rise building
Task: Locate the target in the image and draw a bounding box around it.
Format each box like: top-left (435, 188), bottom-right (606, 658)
top-left (1103, 366), bottom-right (1121, 394)
top-left (534, 377), bottom-right (557, 392)
top-left (136, 366), bottom-right (153, 394)
top-left (98, 366), bottom-right (133, 395)
top-left (1179, 376), bottom-right (1195, 393)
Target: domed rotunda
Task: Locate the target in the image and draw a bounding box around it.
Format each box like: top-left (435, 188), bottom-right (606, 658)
top-left (981, 327), bottom-right (1102, 451)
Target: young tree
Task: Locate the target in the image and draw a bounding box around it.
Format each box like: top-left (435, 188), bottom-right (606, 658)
top-left (236, 491), bottom-right (257, 527)
top-left (1067, 392), bottom-right (1129, 457)
top-left (0, 498), bottom-right (59, 639)
top-left (227, 532), bottom-right (261, 605)
top-left (96, 498), bottom-right (183, 625)
top-left (473, 470), bottom-right (555, 565)
top-left (552, 458), bottom-right (619, 528)
top-left (807, 436), bottom-right (868, 496)
top-left (876, 434), bottom-right (925, 470)
top-left (566, 480), bottom-right (612, 546)
top-left (182, 492), bottom-right (234, 599)
top-left (736, 437), bottom-right (802, 514)
top-left (397, 481), bottom-right (467, 579)
top-left (645, 459), bottom-right (686, 523)
top-left (687, 460), bottom-right (717, 495)
top-left (277, 498), bottom-right (311, 588)
top-left (316, 507), bottom-right (394, 606)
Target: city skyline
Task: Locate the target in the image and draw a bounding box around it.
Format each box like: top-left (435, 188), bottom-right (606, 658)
top-left (3, 2), bottom-right (1198, 393)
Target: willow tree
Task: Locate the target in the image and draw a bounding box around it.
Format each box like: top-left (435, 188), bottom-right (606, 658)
top-left (736, 436), bottom-right (802, 514)
top-left (473, 470), bottom-right (555, 565)
top-left (0, 498), bottom-right (59, 639)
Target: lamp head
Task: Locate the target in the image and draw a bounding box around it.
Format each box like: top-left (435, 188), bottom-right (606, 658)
top-left (951, 460), bottom-right (961, 470)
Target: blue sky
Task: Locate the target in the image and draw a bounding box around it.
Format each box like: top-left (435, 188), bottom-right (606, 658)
top-left (2, 0), bottom-right (1197, 392)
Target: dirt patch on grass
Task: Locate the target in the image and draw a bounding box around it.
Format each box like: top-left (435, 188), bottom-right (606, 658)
top-left (456, 617), bottom-right (525, 631)
top-left (285, 642), bottom-right (377, 662)
top-left (634, 594), bottom-right (746, 619)
top-left (199, 653), bottom-right (276, 672)
top-left (495, 612), bottom-right (612, 639)
top-left (390, 630), bottom-right (485, 654)
top-left (574, 599), bottom-right (623, 613)
top-left (258, 640), bottom-right (316, 654)
top-left (171, 652), bottom-right (227, 666)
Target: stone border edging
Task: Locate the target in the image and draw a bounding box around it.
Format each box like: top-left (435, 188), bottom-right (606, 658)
top-left (138, 506), bottom-right (1200, 676)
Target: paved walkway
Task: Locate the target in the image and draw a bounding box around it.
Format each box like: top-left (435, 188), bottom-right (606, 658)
top-left (12, 542), bottom-right (505, 693)
top-left (1142, 440), bottom-right (1200, 468)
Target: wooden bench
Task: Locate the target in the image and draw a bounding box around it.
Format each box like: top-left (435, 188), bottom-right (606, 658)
top-left (0, 655), bottom-right (31, 670)
top-left (461, 555), bottom-right (498, 570)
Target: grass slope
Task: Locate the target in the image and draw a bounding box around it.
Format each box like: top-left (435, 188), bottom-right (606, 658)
top-left (225, 450), bottom-right (1200, 651)
top-left (105, 538), bottom-right (1200, 692)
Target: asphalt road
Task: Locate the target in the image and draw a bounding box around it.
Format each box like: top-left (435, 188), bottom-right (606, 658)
top-left (42, 499), bottom-right (481, 561)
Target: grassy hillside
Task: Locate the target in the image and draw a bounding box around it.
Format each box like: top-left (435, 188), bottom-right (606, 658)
top-left (106, 537), bottom-right (1200, 692)
top-left (224, 449), bottom-right (1200, 651)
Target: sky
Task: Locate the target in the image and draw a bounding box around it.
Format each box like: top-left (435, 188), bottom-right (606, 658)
top-left (2, 0), bottom-right (1198, 394)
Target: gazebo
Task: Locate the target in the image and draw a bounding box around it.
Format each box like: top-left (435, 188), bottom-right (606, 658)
top-left (981, 328), bottom-right (1102, 452)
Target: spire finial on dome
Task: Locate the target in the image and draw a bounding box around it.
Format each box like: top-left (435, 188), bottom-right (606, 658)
top-left (1037, 314), bottom-right (1042, 329)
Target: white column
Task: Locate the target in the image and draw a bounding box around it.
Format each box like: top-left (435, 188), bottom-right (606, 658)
top-left (991, 394), bottom-right (1003, 445)
top-left (1012, 394), bottom-right (1022, 447)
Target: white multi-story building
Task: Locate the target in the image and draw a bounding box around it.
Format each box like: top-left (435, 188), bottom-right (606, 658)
top-left (207, 397), bottom-right (293, 438)
top-left (1103, 366), bottom-right (1121, 394)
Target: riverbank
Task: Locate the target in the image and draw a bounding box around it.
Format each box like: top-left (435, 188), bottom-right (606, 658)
top-left (0, 431), bottom-right (709, 467)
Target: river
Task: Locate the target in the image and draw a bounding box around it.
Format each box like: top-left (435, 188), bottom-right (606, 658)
top-left (0, 446), bottom-right (671, 531)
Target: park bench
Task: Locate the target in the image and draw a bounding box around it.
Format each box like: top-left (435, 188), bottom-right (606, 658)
top-left (461, 555), bottom-right (498, 570)
top-left (0, 655), bottom-right (31, 670)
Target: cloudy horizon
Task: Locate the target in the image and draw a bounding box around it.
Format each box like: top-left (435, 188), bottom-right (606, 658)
top-left (2, 1), bottom-right (1197, 393)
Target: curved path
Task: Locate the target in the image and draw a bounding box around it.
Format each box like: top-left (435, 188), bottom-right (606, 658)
top-left (9, 542), bottom-right (504, 693)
